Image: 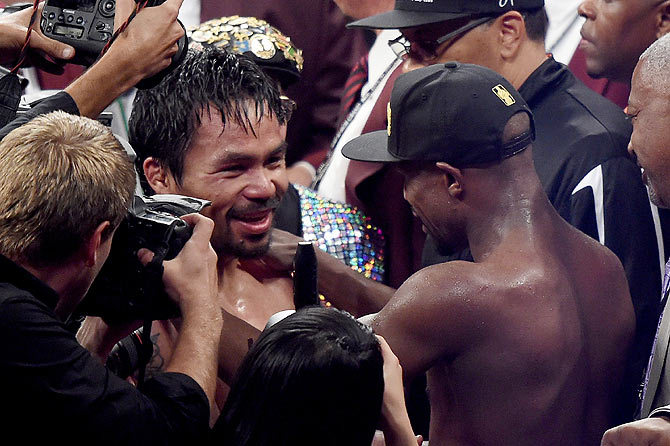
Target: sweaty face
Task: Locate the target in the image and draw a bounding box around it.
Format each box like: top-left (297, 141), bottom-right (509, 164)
top-left (171, 107), bottom-right (289, 259)
top-left (400, 17), bottom-right (497, 73)
top-left (578, 0), bottom-right (661, 82)
top-left (626, 62), bottom-right (670, 208)
top-left (399, 162), bottom-right (466, 255)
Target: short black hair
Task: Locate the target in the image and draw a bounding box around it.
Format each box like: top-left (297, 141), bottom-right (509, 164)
top-left (523, 7), bottom-right (548, 43)
top-left (213, 307), bottom-right (384, 446)
top-left (129, 47), bottom-right (290, 191)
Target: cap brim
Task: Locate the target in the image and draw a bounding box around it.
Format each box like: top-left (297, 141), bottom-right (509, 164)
top-left (347, 10), bottom-right (470, 30)
top-left (342, 130), bottom-right (401, 163)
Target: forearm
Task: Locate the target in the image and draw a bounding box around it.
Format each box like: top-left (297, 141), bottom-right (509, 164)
top-left (382, 409), bottom-right (417, 446)
top-left (316, 247), bottom-right (394, 317)
top-left (166, 303), bottom-right (222, 413)
top-left (63, 45), bottom-right (143, 118)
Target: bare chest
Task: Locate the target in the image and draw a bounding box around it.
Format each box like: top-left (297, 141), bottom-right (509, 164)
top-left (220, 266), bottom-right (294, 330)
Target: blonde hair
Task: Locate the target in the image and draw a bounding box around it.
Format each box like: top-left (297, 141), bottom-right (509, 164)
top-left (0, 111), bottom-right (135, 266)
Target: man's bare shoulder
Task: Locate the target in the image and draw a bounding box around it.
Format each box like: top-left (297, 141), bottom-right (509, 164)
top-left (371, 259), bottom-right (528, 377)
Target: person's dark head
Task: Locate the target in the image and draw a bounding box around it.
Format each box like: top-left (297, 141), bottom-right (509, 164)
top-left (578, 0), bottom-right (670, 84)
top-left (130, 47), bottom-right (293, 259)
top-left (187, 16), bottom-right (304, 92)
top-left (215, 306), bottom-right (384, 446)
top-left (627, 33), bottom-right (670, 208)
top-left (342, 62), bottom-right (535, 254)
top-left (348, 0), bottom-right (547, 76)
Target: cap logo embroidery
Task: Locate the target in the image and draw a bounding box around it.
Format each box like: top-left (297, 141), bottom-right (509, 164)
top-left (387, 102), bottom-right (392, 136)
top-left (492, 84), bottom-right (516, 106)
top-left (499, 0), bottom-right (514, 7)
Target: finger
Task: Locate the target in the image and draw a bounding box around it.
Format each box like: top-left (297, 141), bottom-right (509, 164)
top-left (137, 247), bottom-right (155, 266)
top-left (161, 0), bottom-right (186, 15)
top-left (30, 32), bottom-right (75, 60)
top-left (179, 213), bottom-right (215, 242)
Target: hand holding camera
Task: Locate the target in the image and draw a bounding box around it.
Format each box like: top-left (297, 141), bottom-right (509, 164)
top-left (141, 213), bottom-right (219, 317)
top-left (0, 2), bottom-right (75, 72)
top-left (40, 0), bottom-right (188, 87)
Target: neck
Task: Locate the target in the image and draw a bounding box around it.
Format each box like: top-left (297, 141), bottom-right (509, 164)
top-left (465, 156), bottom-right (556, 262)
top-left (501, 41), bottom-right (549, 90)
top-left (19, 260), bottom-right (85, 320)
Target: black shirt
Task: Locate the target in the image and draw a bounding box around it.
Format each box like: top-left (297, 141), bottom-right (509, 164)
top-left (0, 254), bottom-right (210, 444)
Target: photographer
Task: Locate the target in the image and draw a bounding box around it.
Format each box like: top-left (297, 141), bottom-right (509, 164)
top-left (0, 111), bottom-right (221, 443)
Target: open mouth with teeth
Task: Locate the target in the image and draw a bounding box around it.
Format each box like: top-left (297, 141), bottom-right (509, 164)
top-left (230, 209), bottom-right (274, 235)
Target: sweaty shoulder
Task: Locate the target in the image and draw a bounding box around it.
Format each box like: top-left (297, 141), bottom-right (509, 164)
top-left (371, 261), bottom-right (500, 378)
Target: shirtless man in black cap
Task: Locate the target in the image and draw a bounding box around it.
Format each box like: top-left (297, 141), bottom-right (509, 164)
top-left (337, 62), bottom-right (635, 446)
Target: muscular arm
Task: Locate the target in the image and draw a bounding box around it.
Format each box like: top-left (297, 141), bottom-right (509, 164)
top-left (267, 228), bottom-right (394, 317)
top-left (369, 262), bottom-right (476, 383)
top-left (601, 414), bottom-right (670, 445)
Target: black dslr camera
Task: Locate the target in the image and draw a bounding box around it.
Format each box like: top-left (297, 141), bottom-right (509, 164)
top-left (39, 0), bottom-right (188, 87)
top-left (76, 194), bottom-right (211, 324)
top-left (40, 0), bottom-right (115, 66)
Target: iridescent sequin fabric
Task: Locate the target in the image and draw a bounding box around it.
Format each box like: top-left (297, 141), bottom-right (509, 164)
top-left (296, 185), bottom-right (385, 282)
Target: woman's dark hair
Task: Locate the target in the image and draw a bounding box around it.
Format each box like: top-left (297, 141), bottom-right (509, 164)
top-left (213, 306), bottom-right (384, 446)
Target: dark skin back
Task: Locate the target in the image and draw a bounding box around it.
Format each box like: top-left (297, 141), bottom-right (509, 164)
top-left (371, 149), bottom-right (635, 446)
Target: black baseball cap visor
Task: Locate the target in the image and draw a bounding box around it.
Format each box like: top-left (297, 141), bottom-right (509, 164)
top-left (347, 9), bottom-right (471, 30)
top-left (342, 130), bottom-right (402, 163)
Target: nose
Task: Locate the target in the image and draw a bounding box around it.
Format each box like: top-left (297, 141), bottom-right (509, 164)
top-left (578, 0), bottom-right (595, 19)
top-left (244, 167), bottom-right (277, 201)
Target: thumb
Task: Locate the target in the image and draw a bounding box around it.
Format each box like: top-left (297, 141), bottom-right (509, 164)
top-left (137, 247), bottom-right (155, 266)
top-left (30, 32), bottom-right (75, 60)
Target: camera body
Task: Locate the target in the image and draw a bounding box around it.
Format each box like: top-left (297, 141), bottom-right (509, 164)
top-left (77, 194), bottom-right (211, 323)
top-left (39, 0), bottom-right (189, 88)
top-left (40, 0), bottom-right (115, 66)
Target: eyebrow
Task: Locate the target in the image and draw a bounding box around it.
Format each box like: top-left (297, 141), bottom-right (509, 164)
top-left (217, 141), bottom-right (288, 164)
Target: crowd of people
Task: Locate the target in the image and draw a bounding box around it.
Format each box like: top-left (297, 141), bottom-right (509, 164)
top-left (0, 0), bottom-right (669, 444)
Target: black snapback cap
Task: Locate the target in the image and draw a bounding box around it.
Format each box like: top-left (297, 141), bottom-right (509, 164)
top-left (349, 0), bottom-right (545, 29)
top-left (341, 62), bottom-right (535, 167)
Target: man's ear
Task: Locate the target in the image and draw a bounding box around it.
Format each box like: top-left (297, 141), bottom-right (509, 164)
top-left (143, 157), bottom-right (175, 194)
top-left (656, 1), bottom-right (670, 38)
top-left (436, 162), bottom-right (463, 199)
top-left (83, 221), bottom-right (110, 267)
top-left (497, 11), bottom-right (525, 60)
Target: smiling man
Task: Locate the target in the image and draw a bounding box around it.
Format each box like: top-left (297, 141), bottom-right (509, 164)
top-left (130, 49), bottom-right (294, 330)
top-left (128, 48), bottom-right (296, 413)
